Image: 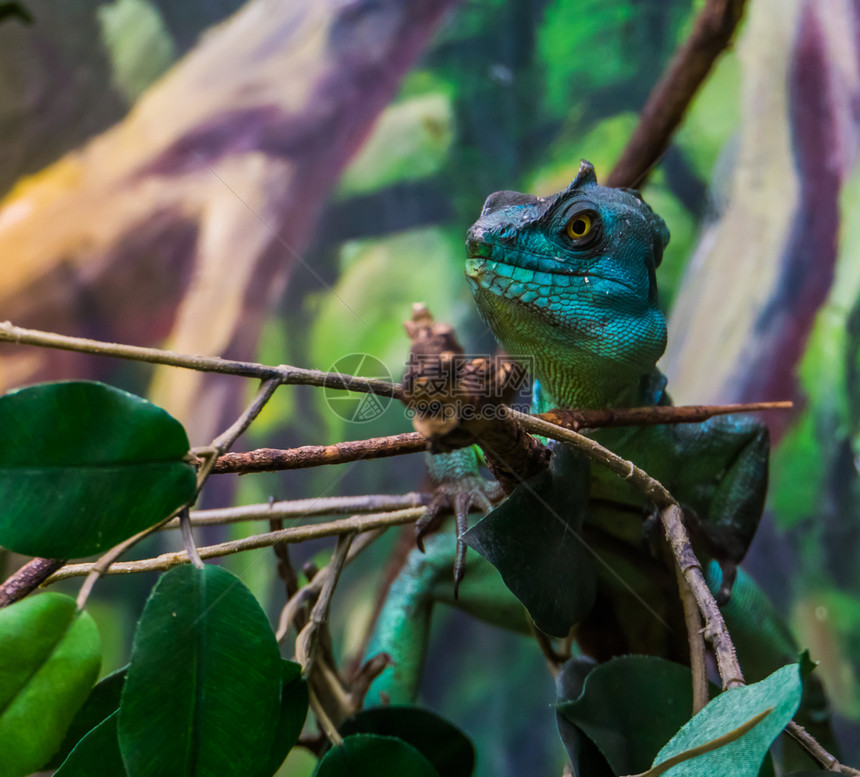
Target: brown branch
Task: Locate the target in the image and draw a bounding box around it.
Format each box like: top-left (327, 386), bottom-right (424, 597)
top-left (0, 557), bottom-right (65, 608)
top-left (513, 410), bottom-right (745, 689)
top-left (537, 401), bottom-right (792, 432)
top-left (785, 722), bottom-right (860, 775)
top-left (0, 321), bottom-right (402, 400)
top-left (210, 433), bottom-right (427, 473)
top-left (162, 493), bottom-right (429, 528)
top-left (45, 508), bottom-right (425, 582)
top-left (607, 0), bottom-right (747, 188)
top-left (675, 566), bottom-right (708, 715)
top-left (208, 402), bottom-right (791, 475)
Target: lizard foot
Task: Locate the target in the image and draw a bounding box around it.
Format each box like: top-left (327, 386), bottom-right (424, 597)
top-left (416, 474), bottom-right (501, 599)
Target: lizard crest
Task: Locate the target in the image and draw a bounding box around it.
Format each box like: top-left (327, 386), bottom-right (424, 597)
top-left (465, 159), bottom-right (669, 409)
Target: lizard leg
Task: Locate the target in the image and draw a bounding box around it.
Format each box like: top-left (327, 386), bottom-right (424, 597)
top-left (683, 416), bottom-right (770, 602)
top-left (363, 532), bottom-right (528, 706)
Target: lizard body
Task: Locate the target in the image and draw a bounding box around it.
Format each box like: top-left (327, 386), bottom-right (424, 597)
top-left (364, 161), bottom-right (832, 762)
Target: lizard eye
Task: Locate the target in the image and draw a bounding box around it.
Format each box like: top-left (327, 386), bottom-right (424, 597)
top-left (565, 212), bottom-right (595, 241)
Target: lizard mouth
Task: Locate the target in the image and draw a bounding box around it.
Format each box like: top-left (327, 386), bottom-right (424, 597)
top-left (467, 241), bottom-right (602, 283)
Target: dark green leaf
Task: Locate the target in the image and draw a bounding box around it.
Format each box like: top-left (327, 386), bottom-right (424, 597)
top-left (557, 655), bottom-right (702, 775)
top-left (652, 664), bottom-right (803, 776)
top-left (339, 706), bottom-right (474, 777)
top-left (313, 733), bottom-right (439, 777)
top-left (0, 381), bottom-right (197, 558)
top-left (53, 710), bottom-right (126, 776)
top-left (263, 660), bottom-right (309, 775)
top-left (0, 3), bottom-right (32, 24)
top-left (47, 665), bottom-right (127, 769)
top-left (0, 592), bottom-right (101, 777)
top-left (554, 656), bottom-right (613, 777)
top-left (463, 444), bottom-right (595, 637)
top-left (118, 564), bottom-right (282, 777)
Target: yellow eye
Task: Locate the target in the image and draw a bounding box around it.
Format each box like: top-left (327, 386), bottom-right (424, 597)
top-left (566, 213), bottom-right (592, 240)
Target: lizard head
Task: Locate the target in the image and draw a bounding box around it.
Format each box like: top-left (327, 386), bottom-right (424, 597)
top-left (464, 160), bottom-right (669, 408)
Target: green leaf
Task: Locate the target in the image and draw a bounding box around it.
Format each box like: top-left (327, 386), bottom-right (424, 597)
top-left (556, 655), bottom-right (705, 775)
top-left (263, 660), bottom-right (309, 775)
top-left (118, 564), bottom-right (283, 777)
top-left (0, 3), bottom-right (32, 25)
top-left (47, 665), bottom-right (127, 769)
top-left (0, 381), bottom-right (197, 558)
top-left (554, 657), bottom-right (614, 777)
top-left (463, 444), bottom-right (596, 637)
top-left (338, 706), bottom-right (474, 777)
top-left (0, 592), bottom-right (101, 777)
top-left (313, 733), bottom-right (439, 777)
top-left (54, 710), bottom-right (126, 776)
top-left (651, 664), bottom-right (803, 777)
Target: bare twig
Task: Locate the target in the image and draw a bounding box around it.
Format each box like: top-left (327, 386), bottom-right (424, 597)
top-left (676, 566), bottom-right (708, 714)
top-left (179, 509), bottom-right (204, 570)
top-left (212, 378), bottom-right (281, 452)
top-left (270, 518), bottom-right (299, 601)
top-left (276, 528), bottom-right (386, 643)
top-left (0, 321), bottom-right (401, 399)
top-left (210, 433), bottom-right (426, 474)
top-left (296, 533), bottom-right (356, 677)
top-left (49, 508), bottom-right (425, 583)
top-left (515, 410), bottom-right (856, 771)
top-left (785, 722), bottom-right (860, 775)
top-left (74, 509), bottom-right (182, 610)
top-left (0, 557), bottom-right (65, 608)
top-left (161, 493), bottom-right (428, 529)
top-left (209, 402), bottom-right (791, 475)
top-left (660, 504), bottom-right (743, 688)
top-left (538, 401), bottom-right (792, 432)
top-left (511, 410), bottom-right (744, 688)
top-left (608, 0), bottom-right (747, 188)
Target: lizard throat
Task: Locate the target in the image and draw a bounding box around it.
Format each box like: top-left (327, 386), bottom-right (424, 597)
top-left (466, 262), bottom-right (667, 409)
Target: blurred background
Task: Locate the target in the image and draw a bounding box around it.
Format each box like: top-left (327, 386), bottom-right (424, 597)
top-left (1, 0), bottom-right (859, 774)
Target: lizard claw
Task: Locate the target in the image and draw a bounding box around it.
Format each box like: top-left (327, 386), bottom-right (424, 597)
top-left (416, 473), bottom-right (499, 598)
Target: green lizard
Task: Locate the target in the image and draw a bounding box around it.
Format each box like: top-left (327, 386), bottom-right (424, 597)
top-left (364, 161), bottom-right (833, 761)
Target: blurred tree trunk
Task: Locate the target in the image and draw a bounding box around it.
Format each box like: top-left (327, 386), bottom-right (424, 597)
top-left (663, 0), bottom-right (860, 439)
top-left (0, 0), bottom-right (460, 442)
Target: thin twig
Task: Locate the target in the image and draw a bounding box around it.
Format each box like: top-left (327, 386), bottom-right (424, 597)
top-left (294, 533), bottom-right (360, 742)
top-left (74, 509), bottom-right (183, 610)
top-left (515, 410), bottom-right (855, 770)
top-left (676, 566), bottom-right (708, 714)
top-left (76, 374), bottom-right (286, 606)
top-left (210, 433), bottom-right (426, 473)
top-left (49, 508), bottom-right (425, 583)
top-left (296, 533), bottom-right (355, 677)
top-left (511, 410), bottom-right (744, 688)
top-left (161, 493), bottom-right (428, 529)
top-left (785, 722), bottom-right (860, 775)
top-left (212, 378), bottom-right (281, 452)
top-left (276, 528), bottom-right (385, 643)
top-left (179, 509), bottom-right (204, 570)
top-left (0, 321), bottom-right (401, 399)
top-left (209, 402), bottom-right (790, 475)
top-left (0, 557), bottom-right (65, 608)
top-left (660, 504), bottom-right (743, 688)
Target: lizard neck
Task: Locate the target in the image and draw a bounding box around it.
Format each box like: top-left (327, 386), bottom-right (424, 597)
top-left (470, 281), bottom-right (666, 410)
